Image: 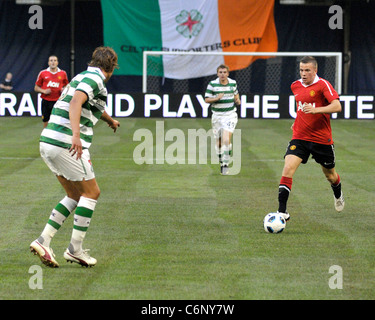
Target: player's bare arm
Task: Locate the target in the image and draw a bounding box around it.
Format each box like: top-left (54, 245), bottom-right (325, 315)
top-left (234, 93), bottom-right (241, 105)
top-left (69, 91), bottom-right (87, 159)
top-left (205, 93), bottom-right (224, 104)
top-left (101, 111), bottom-right (120, 132)
top-left (302, 99), bottom-right (341, 114)
top-left (34, 85), bottom-right (51, 95)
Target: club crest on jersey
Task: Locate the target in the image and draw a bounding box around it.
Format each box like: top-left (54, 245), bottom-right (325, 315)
top-left (310, 90), bottom-right (316, 97)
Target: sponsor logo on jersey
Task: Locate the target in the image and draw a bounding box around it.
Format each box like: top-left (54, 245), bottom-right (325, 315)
top-left (297, 101), bottom-right (316, 111)
top-left (47, 81), bottom-right (60, 88)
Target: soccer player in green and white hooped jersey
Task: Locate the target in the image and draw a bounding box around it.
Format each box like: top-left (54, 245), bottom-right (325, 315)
top-left (30, 47), bottom-right (120, 268)
top-left (205, 64), bottom-right (241, 175)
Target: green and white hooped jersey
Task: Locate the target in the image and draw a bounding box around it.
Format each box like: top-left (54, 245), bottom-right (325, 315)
top-left (40, 67), bottom-right (107, 150)
top-left (205, 77), bottom-right (238, 115)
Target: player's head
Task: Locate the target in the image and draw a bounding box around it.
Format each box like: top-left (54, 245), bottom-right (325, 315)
top-left (48, 55), bottom-right (59, 70)
top-left (299, 56), bottom-right (317, 86)
top-left (300, 56), bottom-right (318, 69)
top-left (217, 64), bottom-right (229, 73)
top-left (217, 64), bottom-right (229, 82)
top-left (5, 72), bottom-right (12, 80)
top-left (89, 47), bottom-right (119, 81)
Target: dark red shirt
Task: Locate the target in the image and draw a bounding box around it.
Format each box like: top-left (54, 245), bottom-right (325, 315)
top-left (35, 67), bottom-right (69, 101)
top-left (291, 76), bottom-right (339, 145)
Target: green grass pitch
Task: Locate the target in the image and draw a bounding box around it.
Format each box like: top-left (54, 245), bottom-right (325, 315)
top-left (0, 117), bottom-right (374, 300)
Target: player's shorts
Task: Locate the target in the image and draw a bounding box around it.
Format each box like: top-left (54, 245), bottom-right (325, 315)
top-left (284, 139), bottom-right (336, 169)
top-left (41, 99), bottom-right (57, 123)
top-left (211, 111), bottom-right (238, 139)
top-left (40, 142), bottom-right (95, 181)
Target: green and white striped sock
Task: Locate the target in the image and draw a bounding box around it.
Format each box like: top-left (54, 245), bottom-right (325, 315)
top-left (215, 145), bottom-right (223, 166)
top-left (69, 196), bottom-right (97, 255)
top-left (39, 196), bottom-right (78, 247)
top-left (222, 144), bottom-right (231, 166)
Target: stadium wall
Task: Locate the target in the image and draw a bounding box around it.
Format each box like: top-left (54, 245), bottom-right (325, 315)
top-left (1, 92), bottom-right (374, 120)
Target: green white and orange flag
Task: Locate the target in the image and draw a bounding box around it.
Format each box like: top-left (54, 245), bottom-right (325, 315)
top-left (101, 0), bottom-right (278, 78)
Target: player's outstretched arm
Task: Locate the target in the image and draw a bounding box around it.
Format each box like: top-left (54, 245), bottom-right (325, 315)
top-left (101, 111), bottom-right (120, 133)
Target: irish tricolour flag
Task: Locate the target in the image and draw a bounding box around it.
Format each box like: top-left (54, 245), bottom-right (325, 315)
top-left (101, 0), bottom-right (278, 79)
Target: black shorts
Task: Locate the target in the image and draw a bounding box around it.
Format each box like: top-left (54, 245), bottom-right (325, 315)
top-left (284, 139), bottom-right (336, 169)
top-left (41, 99), bottom-right (56, 122)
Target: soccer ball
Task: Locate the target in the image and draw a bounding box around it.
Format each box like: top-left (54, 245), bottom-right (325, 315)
top-left (263, 213), bottom-right (286, 234)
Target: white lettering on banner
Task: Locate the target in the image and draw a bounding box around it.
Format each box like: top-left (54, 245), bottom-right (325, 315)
top-left (106, 94), bottom-right (113, 116)
top-left (1, 92), bottom-right (375, 119)
top-left (115, 94), bottom-right (134, 117)
top-left (144, 94), bottom-right (198, 118)
top-left (0, 93), bottom-right (17, 116)
top-left (240, 95), bottom-right (260, 118)
top-left (196, 94), bottom-right (210, 117)
top-left (289, 95), bottom-right (296, 118)
top-left (37, 93), bottom-right (42, 116)
top-left (357, 96), bottom-right (374, 119)
top-left (263, 95), bottom-right (280, 118)
top-left (240, 95), bottom-right (281, 118)
top-left (338, 95), bottom-right (356, 119)
top-left (177, 95), bottom-right (196, 118)
top-left (17, 93), bottom-right (36, 116)
top-left (144, 94), bottom-right (161, 117)
top-left (162, 95), bottom-right (176, 117)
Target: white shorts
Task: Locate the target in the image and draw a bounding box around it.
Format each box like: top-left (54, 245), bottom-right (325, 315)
top-left (40, 142), bottom-right (95, 181)
top-left (211, 112), bottom-right (238, 139)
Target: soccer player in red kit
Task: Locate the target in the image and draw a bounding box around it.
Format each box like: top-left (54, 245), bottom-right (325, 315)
top-left (35, 55), bottom-right (69, 127)
top-left (276, 56), bottom-right (344, 222)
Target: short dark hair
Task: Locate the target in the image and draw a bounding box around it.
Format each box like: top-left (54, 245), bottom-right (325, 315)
top-left (300, 56), bottom-right (318, 69)
top-left (217, 64), bottom-right (229, 73)
top-left (88, 47), bottom-right (119, 73)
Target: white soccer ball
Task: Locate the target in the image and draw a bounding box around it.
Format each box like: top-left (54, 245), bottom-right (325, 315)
top-left (263, 213), bottom-right (286, 234)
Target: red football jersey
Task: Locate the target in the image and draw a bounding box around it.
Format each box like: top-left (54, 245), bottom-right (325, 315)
top-left (291, 75), bottom-right (339, 145)
top-left (35, 67), bottom-right (69, 101)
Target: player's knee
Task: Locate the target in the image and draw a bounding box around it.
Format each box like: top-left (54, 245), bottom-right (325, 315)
top-left (282, 164), bottom-right (296, 177)
top-left (82, 187), bottom-right (100, 200)
top-left (325, 173), bottom-right (336, 184)
top-left (322, 168), bottom-right (337, 184)
top-left (221, 137), bottom-right (231, 147)
top-left (92, 187), bottom-right (101, 200)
